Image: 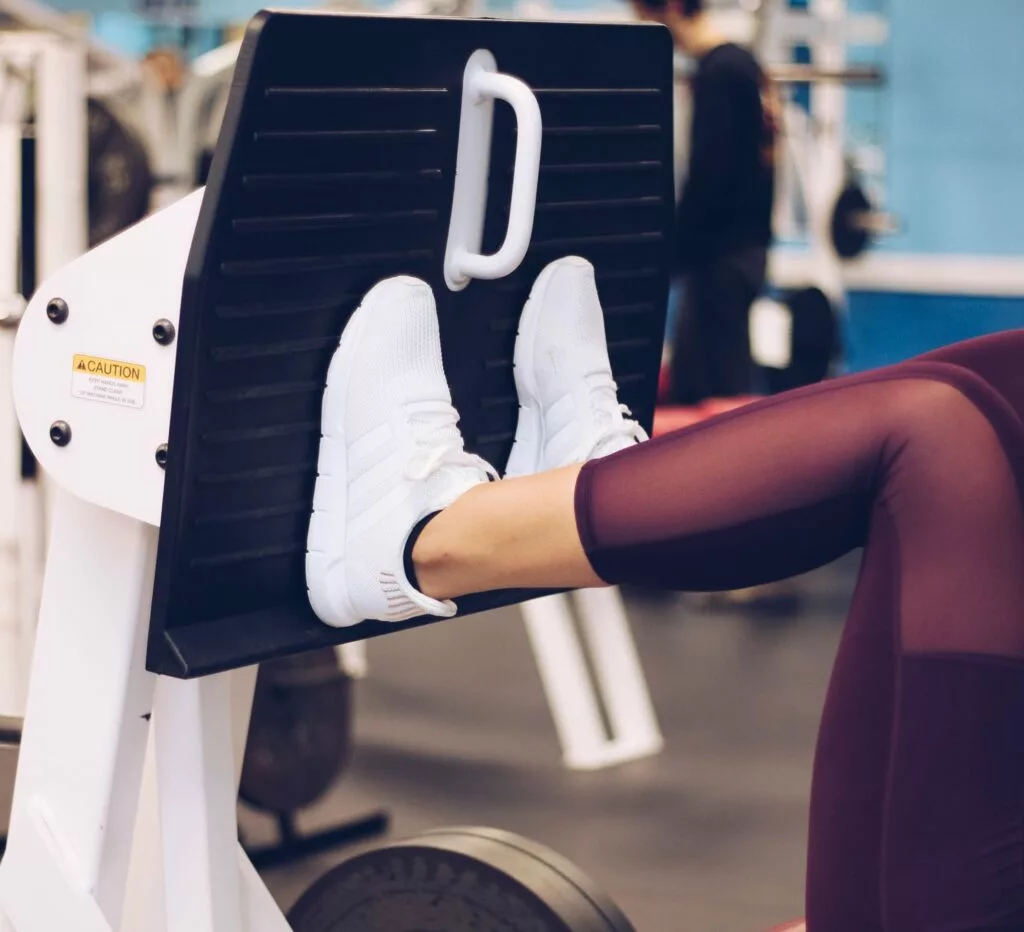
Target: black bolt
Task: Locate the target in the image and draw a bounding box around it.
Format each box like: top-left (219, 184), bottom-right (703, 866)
top-left (46, 298), bottom-right (68, 324)
top-left (152, 319), bottom-right (176, 346)
top-left (155, 444), bottom-right (168, 469)
top-left (49, 421), bottom-right (71, 447)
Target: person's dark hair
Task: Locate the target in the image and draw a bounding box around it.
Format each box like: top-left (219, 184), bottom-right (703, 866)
top-left (632, 0), bottom-right (703, 15)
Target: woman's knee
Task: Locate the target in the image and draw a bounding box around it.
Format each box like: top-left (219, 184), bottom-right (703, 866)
top-left (917, 331), bottom-right (1024, 419)
top-left (880, 374), bottom-right (1024, 657)
top-left (884, 378), bottom-right (1001, 469)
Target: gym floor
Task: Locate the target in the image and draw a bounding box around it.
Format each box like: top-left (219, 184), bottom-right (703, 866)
top-left (243, 554), bottom-right (860, 932)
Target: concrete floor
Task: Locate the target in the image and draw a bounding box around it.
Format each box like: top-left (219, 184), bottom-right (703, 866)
top-left (245, 554), bottom-right (859, 932)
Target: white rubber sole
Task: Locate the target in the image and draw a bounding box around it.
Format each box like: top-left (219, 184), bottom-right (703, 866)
top-left (305, 293), bottom-right (376, 628)
top-left (504, 258), bottom-right (591, 478)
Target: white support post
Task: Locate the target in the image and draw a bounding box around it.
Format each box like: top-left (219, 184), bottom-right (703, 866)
top-left (120, 727), bottom-right (168, 932)
top-left (0, 32), bottom-right (88, 721)
top-left (155, 675), bottom-right (245, 932)
top-left (521, 588), bottom-right (662, 771)
top-left (336, 641), bottom-right (368, 679)
top-left (35, 36), bottom-right (87, 281)
top-left (121, 666), bottom-right (266, 932)
top-left (0, 50), bottom-right (26, 720)
top-left (572, 586), bottom-right (663, 762)
top-left (0, 490), bottom-right (158, 932)
top-left (522, 593), bottom-right (608, 770)
top-left (14, 476), bottom-right (44, 719)
top-left (228, 668), bottom-right (292, 932)
top-left (0, 335), bottom-right (21, 720)
top-left (155, 670), bottom-right (289, 932)
top-left (238, 850), bottom-right (293, 932)
top-left (808, 0), bottom-right (848, 304)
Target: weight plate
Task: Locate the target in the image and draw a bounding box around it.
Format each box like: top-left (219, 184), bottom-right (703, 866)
top-left (830, 182), bottom-right (872, 260)
top-left (765, 286), bottom-right (838, 394)
top-left (426, 827), bottom-right (637, 932)
top-left (87, 98), bottom-right (153, 248)
top-left (239, 648), bottom-right (353, 814)
top-left (287, 826), bottom-right (636, 932)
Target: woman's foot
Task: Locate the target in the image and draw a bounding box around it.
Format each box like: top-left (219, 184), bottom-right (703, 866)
top-left (504, 256), bottom-right (648, 477)
top-left (306, 276), bottom-right (497, 628)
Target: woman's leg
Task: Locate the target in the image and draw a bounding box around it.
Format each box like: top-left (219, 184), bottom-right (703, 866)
top-left (412, 464), bottom-right (599, 598)
top-left (917, 329), bottom-right (1024, 417)
top-left (801, 330), bottom-right (1024, 930)
top-left (413, 332), bottom-right (1024, 603)
top-left (414, 346), bottom-right (1024, 932)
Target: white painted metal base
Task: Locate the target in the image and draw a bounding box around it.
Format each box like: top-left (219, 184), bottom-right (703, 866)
top-left (0, 491), bottom-right (289, 932)
top-left (521, 587), bottom-right (663, 771)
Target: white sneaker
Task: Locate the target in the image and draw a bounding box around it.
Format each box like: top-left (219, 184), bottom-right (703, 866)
top-left (505, 256), bottom-right (648, 478)
top-left (306, 276), bottom-right (498, 628)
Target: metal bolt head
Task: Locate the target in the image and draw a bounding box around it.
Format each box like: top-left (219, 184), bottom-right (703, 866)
top-left (155, 444), bottom-right (168, 469)
top-left (49, 421), bottom-right (71, 447)
top-left (152, 319), bottom-right (176, 346)
top-left (46, 298), bottom-right (69, 324)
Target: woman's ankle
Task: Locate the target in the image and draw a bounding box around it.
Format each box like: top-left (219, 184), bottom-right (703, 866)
top-left (409, 486), bottom-right (493, 600)
top-left (410, 526), bottom-right (453, 600)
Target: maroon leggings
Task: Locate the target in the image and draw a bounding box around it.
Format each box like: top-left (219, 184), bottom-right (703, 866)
top-left (575, 331), bottom-right (1024, 932)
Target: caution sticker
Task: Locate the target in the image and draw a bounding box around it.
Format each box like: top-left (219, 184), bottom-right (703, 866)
top-left (71, 355), bottom-right (146, 410)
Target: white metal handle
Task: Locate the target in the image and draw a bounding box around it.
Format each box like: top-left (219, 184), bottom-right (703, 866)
top-left (444, 49), bottom-right (542, 292)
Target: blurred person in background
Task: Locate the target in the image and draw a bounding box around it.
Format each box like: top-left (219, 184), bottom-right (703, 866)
top-left (632, 0), bottom-right (778, 405)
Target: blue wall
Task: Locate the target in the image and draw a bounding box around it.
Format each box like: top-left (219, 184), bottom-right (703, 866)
top-left (839, 0), bottom-right (1024, 369)
top-left (845, 293), bottom-right (1024, 371)
top-left (881, 0), bottom-right (1024, 256)
top-left (843, 0), bottom-right (1024, 256)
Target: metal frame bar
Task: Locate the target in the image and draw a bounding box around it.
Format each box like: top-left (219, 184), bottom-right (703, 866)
top-left (0, 491), bottom-right (288, 932)
top-left (0, 32), bottom-right (86, 720)
top-left (521, 588), bottom-right (663, 771)
top-left (0, 0), bottom-right (141, 96)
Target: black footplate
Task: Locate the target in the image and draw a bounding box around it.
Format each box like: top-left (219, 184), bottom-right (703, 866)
top-left (149, 10), bottom-right (674, 677)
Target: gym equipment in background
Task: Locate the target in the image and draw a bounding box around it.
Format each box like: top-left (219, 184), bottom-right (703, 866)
top-left (0, 12), bottom-right (674, 930)
top-left (751, 285), bottom-right (840, 395)
top-left (830, 178), bottom-right (898, 261)
top-left (86, 97), bottom-right (153, 247)
top-left (239, 649), bottom-right (389, 869)
top-left (0, 27), bottom-right (89, 850)
top-left (286, 827), bottom-right (638, 932)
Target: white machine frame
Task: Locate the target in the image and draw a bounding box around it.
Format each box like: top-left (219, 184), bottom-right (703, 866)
top-left (0, 29), bottom-right (88, 720)
top-left (0, 190), bottom-right (291, 932)
top-left (0, 20), bottom-right (675, 915)
top-left (0, 491), bottom-right (281, 932)
top-left (0, 18), bottom-right (662, 805)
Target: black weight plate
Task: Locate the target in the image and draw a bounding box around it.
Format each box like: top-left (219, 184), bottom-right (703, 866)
top-left (830, 182), bottom-right (872, 260)
top-left (423, 827), bottom-right (637, 932)
top-left (239, 647), bottom-right (353, 813)
top-left (87, 98), bottom-right (153, 247)
top-left (287, 826), bottom-right (635, 932)
top-left (765, 285), bottom-right (839, 394)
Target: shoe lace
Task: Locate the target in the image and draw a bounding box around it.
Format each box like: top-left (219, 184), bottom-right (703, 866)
top-left (579, 372), bottom-right (649, 460)
top-left (404, 401), bottom-right (499, 483)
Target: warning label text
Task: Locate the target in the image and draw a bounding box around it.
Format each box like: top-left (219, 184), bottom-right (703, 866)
top-left (71, 354), bottom-right (146, 409)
